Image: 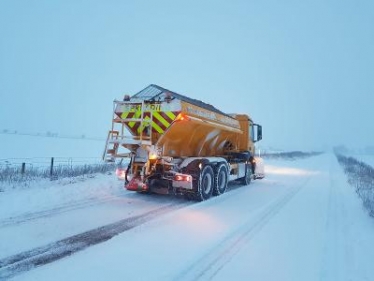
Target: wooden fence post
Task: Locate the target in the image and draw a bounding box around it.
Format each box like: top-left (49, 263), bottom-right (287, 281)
top-left (50, 157), bottom-right (54, 178)
top-left (21, 162), bottom-right (26, 175)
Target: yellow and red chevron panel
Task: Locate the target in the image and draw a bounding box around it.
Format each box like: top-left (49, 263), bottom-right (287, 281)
top-left (115, 103), bottom-right (180, 135)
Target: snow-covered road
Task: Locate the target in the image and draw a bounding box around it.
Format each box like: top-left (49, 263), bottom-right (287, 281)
top-left (1, 153), bottom-right (374, 281)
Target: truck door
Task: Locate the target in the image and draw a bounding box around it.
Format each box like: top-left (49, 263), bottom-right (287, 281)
top-left (251, 124), bottom-right (262, 142)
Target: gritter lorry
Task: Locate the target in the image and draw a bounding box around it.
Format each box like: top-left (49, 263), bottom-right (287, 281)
top-left (103, 84), bottom-right (264, 201)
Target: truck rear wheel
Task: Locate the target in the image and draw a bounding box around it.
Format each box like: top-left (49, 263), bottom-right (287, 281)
top-left (213, 164), bottom-right (228, 196)
top-left (195, 165), bottom-right (214, 201)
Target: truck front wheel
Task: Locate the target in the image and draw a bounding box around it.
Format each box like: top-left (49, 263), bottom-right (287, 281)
top-left (241, 163), bottom-right (252, 185)
top-left (196, 165), bottom-right (214, 201)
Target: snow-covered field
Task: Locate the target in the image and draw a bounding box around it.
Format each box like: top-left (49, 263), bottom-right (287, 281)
top-left (0, 134), bottom-right (105, 160)
top-left (1, 152), bottom-right (374, 281)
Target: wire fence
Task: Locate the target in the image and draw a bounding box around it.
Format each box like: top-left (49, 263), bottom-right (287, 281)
top-left (0, 157), bottom-right (117, 185)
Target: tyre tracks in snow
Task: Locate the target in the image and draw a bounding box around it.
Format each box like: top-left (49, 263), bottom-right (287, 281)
top-left (175, 179), bottom-right (309, 281)
top-left (319, 158), bottom-right (354, 281)
top-left (0, 181), bottom-right (249, 280)
top-left (0, 200), bottom-right (191, 280)
top-left (0, 178), bottom-right (248, 230)
top-left (0, 195), bottom-right (123, 228)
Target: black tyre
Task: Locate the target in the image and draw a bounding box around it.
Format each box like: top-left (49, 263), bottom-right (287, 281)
top-left (241, 163), bottom-right (252, 185)
top-left (195, 165), bottom-right (214, 201)
top-left (213, 163), bottom-right (228, 196)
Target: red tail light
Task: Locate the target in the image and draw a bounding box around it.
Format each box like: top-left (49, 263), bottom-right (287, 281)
top-left (174, 174), bottom-right (192, 182)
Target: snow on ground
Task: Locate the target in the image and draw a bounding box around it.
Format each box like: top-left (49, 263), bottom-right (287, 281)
top-left (0, 174), bottom-right (118, 220)
top-left (1, 152), bottom-right (373, 281)
top-left (0, 174), bottom-right (118, 258)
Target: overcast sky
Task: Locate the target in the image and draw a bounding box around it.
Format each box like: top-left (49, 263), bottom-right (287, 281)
top-left (0, 0), bottom-right (373, 151)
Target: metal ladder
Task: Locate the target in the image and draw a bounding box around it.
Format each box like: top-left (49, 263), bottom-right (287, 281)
top-left (102, 130), bottom-right (120, 162)
top-left (102, 100), bottom-right (153, 162)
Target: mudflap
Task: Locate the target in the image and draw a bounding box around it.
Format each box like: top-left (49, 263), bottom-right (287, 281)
top-left (147, 178), bottom-right (171, 195)
top-left (254, 157), bottom-right (265, 179)
top-left (126, 177), bottom-right (149, 192)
